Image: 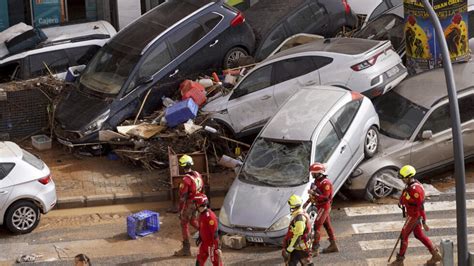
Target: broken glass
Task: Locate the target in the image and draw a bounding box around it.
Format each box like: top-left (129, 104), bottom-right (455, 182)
top-left (239, 138), bottom-right (311, 187)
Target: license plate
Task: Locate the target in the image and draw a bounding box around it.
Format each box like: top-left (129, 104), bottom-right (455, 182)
top-left (246, 236), bottom-right (264, 243)
top-left (386, 65), bottom-right (400, 78)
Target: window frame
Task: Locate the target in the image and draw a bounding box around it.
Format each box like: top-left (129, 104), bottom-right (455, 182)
top-left (229, 64), bottom-right (274, 100)
top-left (314, 121), bottom-right (342, 163)
top-left (0, 163), bottom-right (15, 180)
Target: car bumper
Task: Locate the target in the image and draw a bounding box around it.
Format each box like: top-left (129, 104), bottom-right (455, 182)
top-left (56, 132), bottom-right (100, 147)
top-left (37, 181), bottom-right (57, 213)
top-left (362, 63), bottom-right (408, 98)
top-left (219, 223), bottom-right (286, 246)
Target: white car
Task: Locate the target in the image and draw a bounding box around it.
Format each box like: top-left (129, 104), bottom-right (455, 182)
top-left (0, 142), bottom-right (56, 234)
top-left (0, 21), bottom-right (116, 83)
top-left (203, 37), bottom-right (407, 137)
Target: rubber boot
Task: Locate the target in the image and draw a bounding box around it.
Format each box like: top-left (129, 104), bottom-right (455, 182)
top-left (322, 240), bottom-right (339, 253)
top-left (389, 254), bottom-right (405, 266)
top-left (426, 247), bottom-right (442, 265)
top-left (174, 240), bottom-right (191, 256)
top-left (312, 243), bottom-right (320, 257)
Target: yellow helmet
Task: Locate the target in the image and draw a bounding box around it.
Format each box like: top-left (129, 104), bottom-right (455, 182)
top-left (179, 154), bottom-right (194, 167)
top-left (288, 194), bottom-right (303, 209)
top-left (399, 165), bottom-right (416, 179)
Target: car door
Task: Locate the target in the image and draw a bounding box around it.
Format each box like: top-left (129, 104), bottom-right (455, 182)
top-left (0, 163), bottom-right (15, 210)
top-left (330, 99), bottom-right (363, 174)
top-left (226, 64), bottom-right (276, 134)
top-left (257, 23), bottom-right (289, 61)
top-left (286, 3), bottom-right (329, 36)
top-left (314, 121), bottom-right (351, 191)
top-left (272, 56), bottom-right (321, 106)
top-left (459, 93), bottom-right (474, 157)
top-left (409, 102), bottom-right (453, 172)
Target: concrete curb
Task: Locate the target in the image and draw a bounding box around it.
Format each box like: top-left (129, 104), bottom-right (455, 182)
top-left (55, 188), bottom-right (227, 209)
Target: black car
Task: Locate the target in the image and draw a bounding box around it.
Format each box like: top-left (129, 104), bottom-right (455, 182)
top-left (245, 0), bottom-right (358, 61)
top-left (54, 0), bottom-right (255, 146)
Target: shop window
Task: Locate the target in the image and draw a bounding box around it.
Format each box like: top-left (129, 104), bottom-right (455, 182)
top-left (7, 0), bottom-right (32, 26)
top-left (68, 0), bottom-right (86, 21)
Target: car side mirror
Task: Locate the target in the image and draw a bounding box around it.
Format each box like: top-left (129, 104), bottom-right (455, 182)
top-left (421, 130), bottom-right (433, 140)
top-left (231, 88), bottom-right (248, 100)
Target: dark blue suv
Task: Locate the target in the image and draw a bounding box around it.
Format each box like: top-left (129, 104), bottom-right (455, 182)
top-left (54, 0), bottom-right (255, 146)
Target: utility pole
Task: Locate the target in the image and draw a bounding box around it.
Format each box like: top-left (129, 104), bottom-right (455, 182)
top-left (417, 0), bottom-right (468, 264)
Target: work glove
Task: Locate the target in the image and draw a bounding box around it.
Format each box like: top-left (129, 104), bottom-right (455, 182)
top-left (422, 220), bottom-right (430, 231)
top-left (195, 236), bottom-right (202, 246)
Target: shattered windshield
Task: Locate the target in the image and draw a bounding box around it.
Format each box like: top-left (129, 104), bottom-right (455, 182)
top-left (239, 138), bottom-right (311, 187)
top-left (373, 90), bottom-right (428, 140)
top-left (79, 45), bottom-right (140, 95)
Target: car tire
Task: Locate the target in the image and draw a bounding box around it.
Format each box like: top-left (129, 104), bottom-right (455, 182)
top-left (366, 169), bottom-right (397, 199)
top-left (223, 47), bottom-right (248, 69)
top-left (5, 200), bottom-right (40, 234)
top-left (364, 126), bottom-right (379, 158)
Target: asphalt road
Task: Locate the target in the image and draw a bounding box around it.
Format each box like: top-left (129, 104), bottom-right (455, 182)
top-left (1, 181), bottom-right (474, 266)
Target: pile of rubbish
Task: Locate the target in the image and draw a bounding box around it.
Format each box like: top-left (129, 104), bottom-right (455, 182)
top-left (101, 68), bottom-right (253, 171)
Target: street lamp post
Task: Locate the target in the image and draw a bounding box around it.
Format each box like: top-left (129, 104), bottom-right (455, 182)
top-left (417, 0), bottom-right (468, 265)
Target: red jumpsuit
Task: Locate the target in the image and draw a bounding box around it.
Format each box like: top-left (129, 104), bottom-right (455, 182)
top-left (196, 209), bottom-right (222, 266)
top-left (178, 170), bottom-right (204, 241)
top-left (398, 180), bottom-right (435, 256)
top-left (309, 177), bottom-right (336, 246)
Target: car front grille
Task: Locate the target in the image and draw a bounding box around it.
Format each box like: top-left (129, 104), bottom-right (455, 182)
top-left (54, 123), bottom-right (81, 141)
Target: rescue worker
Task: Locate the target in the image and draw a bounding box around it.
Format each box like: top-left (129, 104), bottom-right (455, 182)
top-left (174, 154), bottom-right (204, 256)
top-left (304, 162), bottom-right (338, 256)
top-left (193, 193), bottom-right (222, 266)
top-left (391, 165), bottom-right (442, 266)
top-left (282, 194), bottom-right (313, 266)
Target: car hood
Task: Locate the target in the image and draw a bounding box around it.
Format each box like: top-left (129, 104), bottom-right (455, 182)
top-left (55, 88), bottom-right (110, 131)
top-left (201, 93), bottom-right (231, 112)
top-left (224, 179), bottom-right (307, 229)
top-left (378, 133), bottom-right (407, 155)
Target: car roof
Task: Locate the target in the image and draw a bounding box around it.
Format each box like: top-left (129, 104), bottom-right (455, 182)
top-left (266, 37), bottom-right (383, 61)
top-left (109, 0), bottom-right (216, 55)
top-left (261, 85), bottom-right (348, 141)
top-left (0, 141), bottom-right (22, 160)
top-left (394, 61), bottom-right (474, 108)
top-left (41, 20), bottom-right (116, 43)
top-left (244, 0), bottom-right (306, 42)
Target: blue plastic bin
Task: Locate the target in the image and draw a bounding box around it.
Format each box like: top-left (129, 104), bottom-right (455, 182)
top-left (127, 210), bottom-right (160, 239)
top-left (165, 98), bottom-right (198, 128)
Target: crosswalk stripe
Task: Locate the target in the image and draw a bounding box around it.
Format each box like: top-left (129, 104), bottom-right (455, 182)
top-left (344, 199), bottom-right (474, 217)
top-left (367, 255), bottom-right (435, 266)
top-left (359, 234), bottom-right (474, 251)
top-left (352, 217), bottom-right (474, 234)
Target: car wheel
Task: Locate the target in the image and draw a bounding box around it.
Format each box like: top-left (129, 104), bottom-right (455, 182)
top-left (223, 47), bottom-right (248, 69)
top-left (364, 126), bottom-right (379, 158)
top-left (5, 200), bottom-right (40, 234)
top-left (366, 169), bottom-right (397, 199)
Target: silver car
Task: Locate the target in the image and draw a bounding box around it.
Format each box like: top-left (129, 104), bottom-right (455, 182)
top-left (0, 142), bottom-right (57, 234)
top-left (219, 85), bottom-right (380, 245)
top-left (348, 61), bottom-right (474, 200)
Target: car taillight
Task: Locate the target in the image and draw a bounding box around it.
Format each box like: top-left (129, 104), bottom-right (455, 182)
top-left (38, 175), bottom-right (52, 185)
top-left (342, 0), bottom-right (351, 14)
top-left (351, 51), bottom-right (384, 71)
top-left (231, 12), bottom-right (245, 27)
top-left (351, 91), bottom-right (363, 101)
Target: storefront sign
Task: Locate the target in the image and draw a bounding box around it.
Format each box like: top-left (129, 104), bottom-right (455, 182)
top-left (404, 0), bottom-right (469, 74)
top-left (0, 0), bottom-right (9, 31)
top-left (33, 0), bottom-right (61, 27)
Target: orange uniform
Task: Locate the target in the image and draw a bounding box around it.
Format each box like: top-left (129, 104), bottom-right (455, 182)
top-left (178, 170), bottom-right (204, 241)
top-left (309, 176), bottom-right (335, 247)
top-left (196, 209), bottom-right (221, 266)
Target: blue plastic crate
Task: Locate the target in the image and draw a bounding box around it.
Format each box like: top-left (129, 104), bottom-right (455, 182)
top-left (127, 210), bottom-right (160, 239)
top-left (165, 98), bottom-right (198, 128)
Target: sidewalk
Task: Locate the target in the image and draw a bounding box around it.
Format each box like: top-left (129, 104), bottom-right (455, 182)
top-left (22, 141), bottom-right (235, 209)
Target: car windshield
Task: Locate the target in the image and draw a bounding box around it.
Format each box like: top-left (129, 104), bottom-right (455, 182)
top-left (354, 14), bottom-right (404, 52)
top-left (238, 138), bottom-right (311, 187)
top-left (22, 149), bottom-right (45, 170)
top-left (79, 44), bottom-right (140, 94)
top-left (373, 90), bottom-right (428, 140)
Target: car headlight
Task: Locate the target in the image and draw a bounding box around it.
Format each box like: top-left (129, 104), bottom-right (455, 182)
top-left (219, 206), bottom-right (232, 227)
top-left (267, 215), bottom-right (291, 232)
top-left (83, 110), bottom-right (110, 135)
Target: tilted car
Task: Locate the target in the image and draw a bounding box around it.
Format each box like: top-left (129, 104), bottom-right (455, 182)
top-left (347, 61), bottom-right (474, 200)
top-left (203, 37), bottom-right (406, 137)
top-left (245, 0), bottom-right (358, 61)
top-left (0, 141), bottom-right (56, 234)
top-left (54, 0), bottom-right (255, 146)
top-left (0, 21), bottom-right (116, 83)
top-left (219, 85), bottom-right (380, 245)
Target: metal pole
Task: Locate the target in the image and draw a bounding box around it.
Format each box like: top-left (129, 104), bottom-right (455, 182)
top-left (419, 0), bottom-right (468, 265)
